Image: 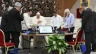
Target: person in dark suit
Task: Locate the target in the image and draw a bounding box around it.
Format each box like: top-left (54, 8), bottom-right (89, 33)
top-left (1, 4), bottom-right (13, 54)
top-left (91, 11), bottom-right (96, 52)
top-left (88, 6), bottom-right (96, 52)
top-left (81, 2), bottom-right (96, 54)
top-left (7, 2), bottom-right (23, 48)
top-left (1, 4), bottom-right (13, 42)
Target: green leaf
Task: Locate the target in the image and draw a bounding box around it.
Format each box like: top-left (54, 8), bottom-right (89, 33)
top-left (47, 34), bottom-right (68, 53)
top-left (59, 48), bottom-right (64, 53)
top-left (53, 41), bottom-right (56, 44)
top-left (48, 48), bottom-right (52, 53)
top-left (65, 43), bottom-right (69, 46)
top-left (54, 45), bottom-right (57, 50)
top-left (58, 36), bottom-right (64, 39)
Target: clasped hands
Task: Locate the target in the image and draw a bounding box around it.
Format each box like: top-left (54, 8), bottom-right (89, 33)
top-left (37, 20), bottom-right (42, 24)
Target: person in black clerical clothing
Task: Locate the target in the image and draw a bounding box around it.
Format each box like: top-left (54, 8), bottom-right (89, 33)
top-left (7, 2), bottom-right (23, 48)
top-left (91, 10), bottom-right (96, 52)
top-left (80, 2), bottom-right (96, 54)
top-left (88, 6), bottom-right (96, 52)
top-left (1, 4), bottom-right (13, 42)
top-left (1, 4), bottom-right (13, 54)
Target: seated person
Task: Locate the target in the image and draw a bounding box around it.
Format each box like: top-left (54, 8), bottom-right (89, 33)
top-left (32, 12), bottom-right (46, 48)
top-left (51, 11), bottom-right (63, 33)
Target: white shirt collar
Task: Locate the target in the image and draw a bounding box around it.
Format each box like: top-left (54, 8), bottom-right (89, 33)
top-left (53, 14), bottom-right (59, 18)
top-left (85, 7), bottom-right (88, 10)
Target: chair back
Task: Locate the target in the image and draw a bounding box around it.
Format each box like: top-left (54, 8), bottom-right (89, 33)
top-left (75, 28), bottom-right (83, 45)
top-left (0, 29), bottom-right (6, 46)
top-left (62, 28), bottom-right (67, 31)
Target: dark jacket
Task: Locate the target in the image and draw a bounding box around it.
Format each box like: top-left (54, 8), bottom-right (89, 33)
top-left (7, 8), bottom-right (24, 32)
top-left (1, 11), bottom-right (9, 32)
top-left (81, 8), bottom-right (95, 32)
top-left (92, 11), bottom-right (96, 31)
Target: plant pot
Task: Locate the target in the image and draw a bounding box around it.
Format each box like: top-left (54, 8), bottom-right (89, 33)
top-left (52, 50), bottom-right (66, 54)
top-left (52, 50), bottom-right (59, 54)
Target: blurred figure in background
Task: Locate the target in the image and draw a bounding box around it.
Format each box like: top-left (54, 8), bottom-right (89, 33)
top-left (1, 3), bottom-right (13, 43)
top-left (1, 4), bottom-right (13, 54)
top-left (64, 8), bottom-right (75, 41)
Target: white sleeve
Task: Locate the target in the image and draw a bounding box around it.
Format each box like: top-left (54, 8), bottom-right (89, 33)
top-left (41, 17), bottom-right (46, 25)
top-left (23, 14), bottom-right (29, 29)
top-left (57, 16), bottom-right (63, 28)
top-left (32, 17), bottom-right (37, 25)
top-left (51, 17), bottom-right (54, 26)
top-left (70, 14), bottom-right (75, 25)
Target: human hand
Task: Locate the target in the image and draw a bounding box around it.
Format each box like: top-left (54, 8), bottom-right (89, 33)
top-left (19, 8), bottom-right (22, 14)
top-left (79, 8), bottom-right (84, 14)
top-left (37, 20), bottom-right (42, 24)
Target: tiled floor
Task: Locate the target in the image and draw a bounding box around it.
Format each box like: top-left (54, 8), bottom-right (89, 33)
top-left (0, 48), bottom-right (96, 54)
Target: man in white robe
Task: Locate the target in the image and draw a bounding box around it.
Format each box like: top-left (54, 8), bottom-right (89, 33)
top-left (32, 12), bottom-right (46, 48)
top-left (32, 12), bottom-right (46, 26)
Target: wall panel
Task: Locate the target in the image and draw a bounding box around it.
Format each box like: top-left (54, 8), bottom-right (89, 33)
top-left (55, 0), bottom-right (77, 16)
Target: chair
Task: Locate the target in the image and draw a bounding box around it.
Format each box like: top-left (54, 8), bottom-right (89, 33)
top-left (74, 28), bottom-right (85, 43)
top-left (68, 28), bottom-right (83, 54)
top-left (73, 38), bottom-right (85, 44)
top-left (62, 28), bottom-right (67, 31)
top-left (0, 29), bottom-right (15, 54)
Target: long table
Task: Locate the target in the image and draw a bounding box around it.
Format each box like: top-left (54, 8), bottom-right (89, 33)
top-left (21, 33), bottom-right (76, 36)
top-left (21, 33), bottom-right (76, 54)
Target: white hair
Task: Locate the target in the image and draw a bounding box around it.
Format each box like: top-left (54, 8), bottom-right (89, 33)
top-left (36, 12), bottom-right (40, 15)
top-left (15, 2), bottom-right (22, 7)
top-left (64, 8), bottom-right (70, 13)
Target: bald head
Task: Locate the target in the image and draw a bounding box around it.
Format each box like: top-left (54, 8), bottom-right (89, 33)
top-left (36, 12), bottom-right (41, 19)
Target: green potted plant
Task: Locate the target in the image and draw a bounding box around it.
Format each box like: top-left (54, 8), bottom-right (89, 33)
top-left (46, 34), bottom-right (69, 54)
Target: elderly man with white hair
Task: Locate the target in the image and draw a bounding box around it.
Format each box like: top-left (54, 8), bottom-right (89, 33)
top-left (32, 12), bottom-right (46, 48)
top-left (64, 8), bottom-right (75, 41)
top-left (32, 12), bottom-right (46, 26)
top-left (1, 2), bottom-right (23, 54)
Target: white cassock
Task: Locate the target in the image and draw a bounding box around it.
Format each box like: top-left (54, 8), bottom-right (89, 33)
top-left (32, 16), bottom-right (46, 47)
top-left (32, 16), bottom-right (46, 26)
